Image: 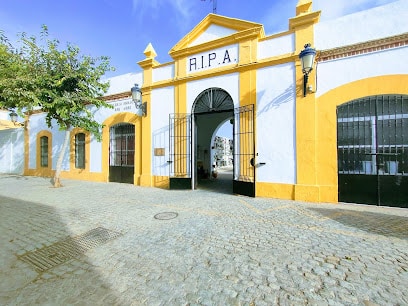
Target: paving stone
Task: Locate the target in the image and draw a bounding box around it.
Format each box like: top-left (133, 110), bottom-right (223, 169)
top-left (0, 175), bottom-right (407, 305)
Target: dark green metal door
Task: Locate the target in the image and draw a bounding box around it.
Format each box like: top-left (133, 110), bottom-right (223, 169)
top-left (109, 123), bottom-right (135, 184)
top-left (337, 95), bottom-right (408, 207)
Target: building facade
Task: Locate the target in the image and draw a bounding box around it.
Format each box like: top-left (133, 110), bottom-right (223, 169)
top-left (16, 0), bottom-right (408, 207)
top-left (0, 110), bottom-right (24, 174)
top-left (212, 136), bottom-right (233, 168)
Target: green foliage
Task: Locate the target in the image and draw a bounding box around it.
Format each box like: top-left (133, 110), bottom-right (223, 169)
top-left (0, 25), bottom-right (114, 140)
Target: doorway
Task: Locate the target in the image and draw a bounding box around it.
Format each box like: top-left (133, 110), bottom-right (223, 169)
top-left (195, 114), bottom-right (234, 194)
top-left (109, 123), bottom-right (135, 184)
top-left (168, 87), bottom-right (256, 196)
top-left (337, 95), bottom-right (408, 207)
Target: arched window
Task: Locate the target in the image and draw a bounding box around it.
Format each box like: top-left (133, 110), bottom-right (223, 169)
top-left (75, 133), bottom-right (86, 169)
top-left (40, 136), bottom-right (49, 167)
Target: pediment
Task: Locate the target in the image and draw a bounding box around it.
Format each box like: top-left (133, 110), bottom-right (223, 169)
top-left (169, 14), bottom-right (264, 56)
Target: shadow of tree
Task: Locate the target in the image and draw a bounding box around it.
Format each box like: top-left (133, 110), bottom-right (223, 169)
top-left (197, 169), bottom-right (233, 195)
top-left (309, 207), bottom-right (408, 240)
top-left (257, 85), bottom-right (295, 115)
top-left (0, 194), bottom-right (121, 305)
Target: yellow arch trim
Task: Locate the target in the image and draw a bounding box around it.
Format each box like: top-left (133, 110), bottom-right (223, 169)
top-left (101, 112), bottom-right (140, 184)
top-left (316, 74), bottom-right (408, 202)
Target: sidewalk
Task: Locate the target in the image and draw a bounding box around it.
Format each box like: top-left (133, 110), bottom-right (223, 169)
top-left (0, 174), bottom-right (407, 305)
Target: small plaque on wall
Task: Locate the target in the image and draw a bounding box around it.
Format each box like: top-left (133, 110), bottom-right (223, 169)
top-left (154, 148), bottom-right (165, 156)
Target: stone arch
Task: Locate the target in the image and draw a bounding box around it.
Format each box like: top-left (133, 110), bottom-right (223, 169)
top-left (314, 74), bottom-right (408, 202)
top-left (101, 112), bottom-right (140, 183)
top-left (192, 87), bottom-right (234, 114)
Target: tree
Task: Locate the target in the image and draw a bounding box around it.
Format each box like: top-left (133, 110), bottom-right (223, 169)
top-left (0, 26), bottom-right (114, 187)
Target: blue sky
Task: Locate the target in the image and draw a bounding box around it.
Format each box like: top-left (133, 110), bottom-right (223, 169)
top-left (0, 0), bottom-right (397, 79)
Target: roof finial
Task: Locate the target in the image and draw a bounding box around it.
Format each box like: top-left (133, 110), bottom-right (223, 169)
top-left (296, 0), bottom-right (312, 16)
top-left (143, 43), bottom-right (157, 59)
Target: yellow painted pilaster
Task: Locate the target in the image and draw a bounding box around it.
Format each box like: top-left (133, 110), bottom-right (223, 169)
top-left (171, 54), bottom-right (188, 178)
top-left (239, 49), bottom-right (257, 186)
top-left (290, 0), bottom-right (321, 202)
top-left (175, 82), bottom-right (187, 114)
top-left (239, 70), bottom-right (256, 107)
top-left (239, 36), bottom-right (258, 66)
top-left (137, 43), bottom-right (159, 187)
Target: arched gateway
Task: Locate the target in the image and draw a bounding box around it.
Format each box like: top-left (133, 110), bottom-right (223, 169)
top-left (337, 95), bottom-right (408, 207)
top-left (168, 87), bottom-right (256, 196)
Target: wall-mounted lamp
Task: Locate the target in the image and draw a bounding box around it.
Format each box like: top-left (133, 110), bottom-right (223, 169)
top-left (299, 43), bottom-right (316, 97)
top-left (131, 83), bottom-right (147, 117)
top-left (9, 110), bottom-right (18, 125)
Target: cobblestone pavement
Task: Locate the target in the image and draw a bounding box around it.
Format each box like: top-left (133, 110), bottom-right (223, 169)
top-left (0, 174), bottom-right (407, 306)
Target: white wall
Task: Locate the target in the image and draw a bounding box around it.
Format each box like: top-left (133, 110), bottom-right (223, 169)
top-left (315, 0), bottom-right (408, 50)
top-left (153, 64), bottom-right (174, 83)
top-left (258, 33), bottom-right (295, 60)
top-left (0, 128), bottom-right (24, 174)
top-left (256, 62), bottom-right (296, 184)
top-left (190, 24), bottom-right (236, 47)
top-left (316, 46), bottom-right (408, 97)
top-left (0, 110), bottom-right (22, 122)
top-left (104, 72), bottom-right (143, 96)
top-left (151, 86), bottom-right (175, 176)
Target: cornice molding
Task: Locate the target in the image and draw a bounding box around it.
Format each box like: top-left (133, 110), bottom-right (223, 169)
top-left (103, 92), bottom-right (130, 102)
top-left (170, 14), bottom-right (264, 54)
top-left (318, 32), bottom-right (408, 62)
top-left (288, 11), bottom-right (321, 30)
top-left (169, 27), bottom-right (263, 59)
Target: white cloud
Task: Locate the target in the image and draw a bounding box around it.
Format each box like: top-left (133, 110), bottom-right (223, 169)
top-left (131, 0), bottom-right (199, 35)
top-left (132, 0), bottom-right (194, 20)
top-left (314, 0), bottom-right (398, 20)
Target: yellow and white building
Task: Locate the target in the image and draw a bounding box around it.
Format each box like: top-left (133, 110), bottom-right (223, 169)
top-left (5, 0), bottom-right (408, 207)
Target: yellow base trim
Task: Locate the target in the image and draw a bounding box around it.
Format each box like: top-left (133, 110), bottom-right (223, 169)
top-left (153, 176), bottom-right (170, 189)
top-left (139, 174), bottom-right (152, 187)
top-left (61, 171), bottom-right (105, 182)
top-left (24, 168), bottom-right (54, 178)
top-left (294, 184), bottom-right (338, 203)
top-left (256, 182), bottom-right (295, 200)
top-left (23, 169), bottom-right (106, 182)
top-left (294, 184), bottom-right (320, 202)
top-left (256, 182), bottom-right (338, 203)
top-left (318, 185), bottom-right (338, 203)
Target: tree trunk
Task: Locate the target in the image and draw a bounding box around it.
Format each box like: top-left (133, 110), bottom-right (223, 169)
top-left (53, 128), bottom-right (71, 187)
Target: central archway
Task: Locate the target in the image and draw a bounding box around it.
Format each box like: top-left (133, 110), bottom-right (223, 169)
top-left (192, 87), bottom-right (234, 114)
top-left (192, 88), bottom-right (234, 193)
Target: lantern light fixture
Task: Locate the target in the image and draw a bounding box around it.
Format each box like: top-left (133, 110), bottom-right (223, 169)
top-left (131, 84), bottom-right (147, 117)
top-left (299, 43), bottom-right (317, 97)
top-left (9, 110), bottom-right (18, 125)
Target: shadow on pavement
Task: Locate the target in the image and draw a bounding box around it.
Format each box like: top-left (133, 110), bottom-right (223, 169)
top-left (0, 195), bottom-right (120, 305)
top-left (309, 207), bottom-right (408, 240)
top-left (197, 168), bottom-right (233, 195)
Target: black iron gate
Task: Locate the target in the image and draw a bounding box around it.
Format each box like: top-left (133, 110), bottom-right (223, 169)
top-left (169, 114), bottom-right (192, 189)
top-left (337, 95), bottom-right (408, 207)
top-left (109, 123), bottom-right (135, 184)
top-left (233, 104), bottom-right (255, 197)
